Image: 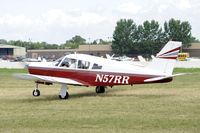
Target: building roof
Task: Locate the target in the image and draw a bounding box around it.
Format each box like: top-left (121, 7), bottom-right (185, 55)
top-left (0, 44), bottom-right (25, 49)
top-left (79, 44), bottom-right (112, 51)
top-left (27, 44), bottom-right (112, 52)
top-left (28, 49), bottom-right (78, 52)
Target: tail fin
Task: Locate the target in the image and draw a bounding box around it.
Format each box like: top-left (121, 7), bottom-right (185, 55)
top-left (146, 41), bottom-right (182, 75)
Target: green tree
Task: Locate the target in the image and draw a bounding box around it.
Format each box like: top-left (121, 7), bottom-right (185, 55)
top-left (164, 18), bottom-right (193, 47)
top-left (92, 39), bottom-right (111, 45)
top-left (61, 35), bottom-right (86, 49)
top-left (112, 19), bottom-right (165, 56)
top-left (7, 40), bottom-right (60, 50)
top-left (112, 19), bottom-right (138, 55)
top-left (70, 35), bottom-right (86, 45)
top-left (112, 18), bottom-right (196, 56)
top-left (137, 20), bottom-right (166, 55)
top-left (0, 39), bottom-right (8, 44)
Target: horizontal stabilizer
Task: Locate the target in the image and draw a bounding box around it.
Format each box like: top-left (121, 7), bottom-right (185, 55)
top-left (144, 76), bottom-right (169, 82)
top-left (144, 73), bottom-right (188, 82)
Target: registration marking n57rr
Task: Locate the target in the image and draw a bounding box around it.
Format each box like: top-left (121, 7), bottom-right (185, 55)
top-left (95, 74), bottom-right (130, 84)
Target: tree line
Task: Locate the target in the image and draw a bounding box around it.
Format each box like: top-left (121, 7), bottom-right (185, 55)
top-left (112, 18), bottom-right (198, 56)
top-left (0, 35), bottom-right (111, 50)
top-left (0, 18), bottom-right (198, 56)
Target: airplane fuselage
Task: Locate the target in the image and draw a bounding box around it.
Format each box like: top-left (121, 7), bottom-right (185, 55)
top-left (28, 66), bottom-right (172, 87)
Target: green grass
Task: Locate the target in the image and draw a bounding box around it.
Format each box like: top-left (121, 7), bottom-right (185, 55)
top-left (0, 68), bottom-right (200, 133)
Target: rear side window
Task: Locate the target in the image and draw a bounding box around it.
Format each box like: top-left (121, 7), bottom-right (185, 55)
top-left (92, 63), bottom-right (102, 69)
top-left (78, 60), bottom-right (90, 69)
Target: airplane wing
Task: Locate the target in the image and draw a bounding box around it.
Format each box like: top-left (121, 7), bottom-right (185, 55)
top-left (144, 73), bottom-right (188, 83)
top-left (14, 73), bottom-right (86, 86)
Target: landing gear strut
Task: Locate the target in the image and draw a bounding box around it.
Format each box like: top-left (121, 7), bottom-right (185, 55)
top-left (59, 84), bottom-right (69, 99)
top-left (32, 82), bottom-right (69, 100)
top-left (96, 86), bottom-right (105, 93)
top-left (33, 83), bottom-right (40, 97)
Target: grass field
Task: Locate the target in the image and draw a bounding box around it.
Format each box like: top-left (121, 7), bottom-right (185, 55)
top-left (0, 68), bottom-right (200, 133)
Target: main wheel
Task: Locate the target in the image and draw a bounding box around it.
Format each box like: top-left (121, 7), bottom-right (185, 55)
top-left (100, 86), bottom-right (105, 93)
top-left (96, 86), bottom-right (100, 93)
top-left (33, 89), bottom-right (40, 97)
top-left (59, 92), bottom-right (69, 99)
top-left (96, 86), bottom-right (105, 93)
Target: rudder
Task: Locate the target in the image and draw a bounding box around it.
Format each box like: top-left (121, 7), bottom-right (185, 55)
top-left (146, 41), bottom-right (182, 75)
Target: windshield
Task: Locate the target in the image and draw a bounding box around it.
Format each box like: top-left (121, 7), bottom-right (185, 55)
top-left (53, 56), bottom-right (65, 66)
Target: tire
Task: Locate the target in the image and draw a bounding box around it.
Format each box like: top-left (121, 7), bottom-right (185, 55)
top-left (96, 86), bottom-right (101, 93)
top-left (59, 92), bottom-right (69, 100)
top-left (65, 92), bottom-right (69, 99)
top-left (96, 86), bottom-right (105, 93)
top-left (100, 86), bottom-right (105, 93)
top-left (33, 89), bottom-right (40, 97)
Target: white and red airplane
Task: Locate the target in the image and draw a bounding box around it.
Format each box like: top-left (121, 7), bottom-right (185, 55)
top-left (15, 41), bottom-right (182, 99)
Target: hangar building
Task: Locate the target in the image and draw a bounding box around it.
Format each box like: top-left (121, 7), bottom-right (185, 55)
top-left (0, 44), bottom-right (26, 57)
top-left (26, 42), bottom-right (200, 60)
top-left (183, 43), bottom-right (200, 57)
top-left (27, 44), bottom-right (112, 59)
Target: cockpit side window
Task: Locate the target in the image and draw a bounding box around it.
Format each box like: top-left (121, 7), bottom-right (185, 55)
top-left (58, 57), bottom-right (77, 68)
top-left (78, 60), bottom-right (90, 69)
top-left (92, 63), bottom-right (102, 69)
top-left (69, 59), bottom-right (77, 68)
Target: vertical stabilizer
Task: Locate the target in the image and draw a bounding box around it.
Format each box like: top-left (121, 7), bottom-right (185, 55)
top-left (146, 41), bottom-right (182, 75)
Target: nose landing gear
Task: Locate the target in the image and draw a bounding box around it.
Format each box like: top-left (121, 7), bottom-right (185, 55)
top-left (33, 83), bottom-right (40, 97)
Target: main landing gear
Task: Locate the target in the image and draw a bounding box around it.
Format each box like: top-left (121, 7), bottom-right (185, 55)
top-left (32, 83), bottom-right (105, 100)
top-left (96, 86), bottom-right (105, 93)
top-left (59, 84), bottom-right (69, 100)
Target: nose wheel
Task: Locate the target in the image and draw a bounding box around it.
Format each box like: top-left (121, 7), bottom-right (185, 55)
top-left (33, 83), bottom-right (40, 97)
top-left (33, 89), bottom-right (40, 96)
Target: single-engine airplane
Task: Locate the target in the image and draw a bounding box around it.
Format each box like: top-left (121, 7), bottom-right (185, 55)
top-left (15, 41), bottom-right (183, 100)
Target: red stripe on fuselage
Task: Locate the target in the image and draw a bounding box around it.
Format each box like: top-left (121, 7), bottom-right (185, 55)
top-left (28, 66), bottom-right (166, 86)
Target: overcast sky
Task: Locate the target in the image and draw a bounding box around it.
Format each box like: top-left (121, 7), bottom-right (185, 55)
top-left (0, 0), bottom-right (199, 44)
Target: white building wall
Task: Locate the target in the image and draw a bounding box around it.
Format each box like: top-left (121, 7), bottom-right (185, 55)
top-left (14, 47), bottom-right (26, 57)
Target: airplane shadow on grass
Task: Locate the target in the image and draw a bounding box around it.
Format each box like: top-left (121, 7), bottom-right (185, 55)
top-left (12, 88), bottom-right (174, 103)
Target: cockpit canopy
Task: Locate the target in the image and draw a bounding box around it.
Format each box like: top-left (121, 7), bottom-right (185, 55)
top-left (53, 54), bottom-right (102, 70)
